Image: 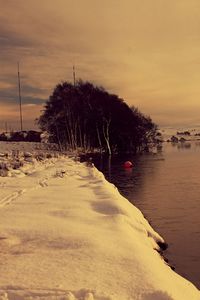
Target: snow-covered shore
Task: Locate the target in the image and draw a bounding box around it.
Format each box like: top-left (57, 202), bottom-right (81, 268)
top-left (0, 154), bottom-right (199, 300)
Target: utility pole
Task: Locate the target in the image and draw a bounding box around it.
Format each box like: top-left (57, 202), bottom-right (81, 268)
top-left (73, 65), bottom-right (76, 86)
top-left (17, 62), bottom-right (23, 131)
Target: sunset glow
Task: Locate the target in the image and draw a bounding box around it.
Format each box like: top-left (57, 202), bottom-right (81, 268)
top-left (1, 0), bottom-right (200, 130)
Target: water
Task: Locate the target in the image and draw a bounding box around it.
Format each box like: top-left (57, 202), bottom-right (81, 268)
top-left (93, 141), bottom-right (200, 289)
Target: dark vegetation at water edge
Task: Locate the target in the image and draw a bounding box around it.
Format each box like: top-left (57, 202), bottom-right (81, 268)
top-left (0, 130), bottom-right (41, 142)
top-left (38, 80), bottom-right (161, 154)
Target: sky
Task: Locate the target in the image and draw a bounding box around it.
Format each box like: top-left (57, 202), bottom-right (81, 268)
top-left (1, 0), bottom-right (200, 131)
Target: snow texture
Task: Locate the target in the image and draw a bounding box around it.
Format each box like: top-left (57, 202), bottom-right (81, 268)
top-left (0, 143), bottom-right (199, 299)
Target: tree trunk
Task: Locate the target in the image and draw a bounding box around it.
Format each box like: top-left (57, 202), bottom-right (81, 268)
top-left (103, 118), bottom-right (111, 155)
top-left (96, 124), bottom-right (103, 153)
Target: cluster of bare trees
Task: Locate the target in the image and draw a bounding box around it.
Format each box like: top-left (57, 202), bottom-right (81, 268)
top-left (38, 81), bottom-right (159, 154)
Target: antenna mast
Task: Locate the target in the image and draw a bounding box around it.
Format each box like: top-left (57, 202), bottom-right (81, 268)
top-left (17, 62), bottom-right (23, 131)
top-left (73, 65), bottom-right (76, 86)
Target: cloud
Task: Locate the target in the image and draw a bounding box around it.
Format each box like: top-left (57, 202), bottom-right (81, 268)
top-left (1, 0), bottom-right (200, 129)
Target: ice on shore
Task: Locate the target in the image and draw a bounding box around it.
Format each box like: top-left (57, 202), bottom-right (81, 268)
top-left (0, 150), bottom-right (199, 299)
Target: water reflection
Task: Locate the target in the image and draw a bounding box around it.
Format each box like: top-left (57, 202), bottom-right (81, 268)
top-left (177, 142), bottom-right (191, 149)
top-left (93, 152), bottom-right (164, 202)
top-left (171, 142), bottom-right (192, 150)
top-left (195, 141), bottom-right (200, 147)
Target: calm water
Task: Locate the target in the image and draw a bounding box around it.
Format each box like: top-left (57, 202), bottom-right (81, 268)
top-left (93, 141), bottom-right (200, 289)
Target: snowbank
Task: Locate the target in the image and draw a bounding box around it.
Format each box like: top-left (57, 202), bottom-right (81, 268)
top-left (0, 156), bottom-right (199, 300)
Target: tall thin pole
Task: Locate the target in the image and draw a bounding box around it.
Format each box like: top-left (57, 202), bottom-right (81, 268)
top-left (17, 62), bottom-right (23, 131)
top-left (73, 65), bottom-right (76, 86)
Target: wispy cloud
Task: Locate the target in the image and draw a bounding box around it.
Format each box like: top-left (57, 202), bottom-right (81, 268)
top-left (1, 0), bottom-right (200, 129)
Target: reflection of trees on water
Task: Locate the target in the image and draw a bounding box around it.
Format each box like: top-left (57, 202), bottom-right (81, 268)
top-left (93, 151), bottom-right (165, 205)
top-left (170, 139), bottom-right (200, 150)
top-left (171, 141), bottom-right (191, 149)
top-left (177, 142), bottom-right (191, 149)
top-left (195, 141), bottom-right (200, 147)
top-left (168, 140), bottom-right (200, 150)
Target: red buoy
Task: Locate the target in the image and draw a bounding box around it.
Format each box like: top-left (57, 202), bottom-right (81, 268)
top-left (123, 161), bottom-right (133, 168)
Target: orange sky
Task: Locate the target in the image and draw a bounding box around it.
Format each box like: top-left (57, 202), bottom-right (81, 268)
top-left (1, 0), bottom-right (200, 131)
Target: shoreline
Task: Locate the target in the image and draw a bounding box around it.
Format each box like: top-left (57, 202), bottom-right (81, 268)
top-left (0, 153), bottom-right (199, 299)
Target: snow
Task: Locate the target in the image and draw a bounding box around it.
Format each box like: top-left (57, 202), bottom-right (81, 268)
top-left (160, 126), bottom-right (200, 142)
top-left (0, 143), bottom-right (199, 299)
